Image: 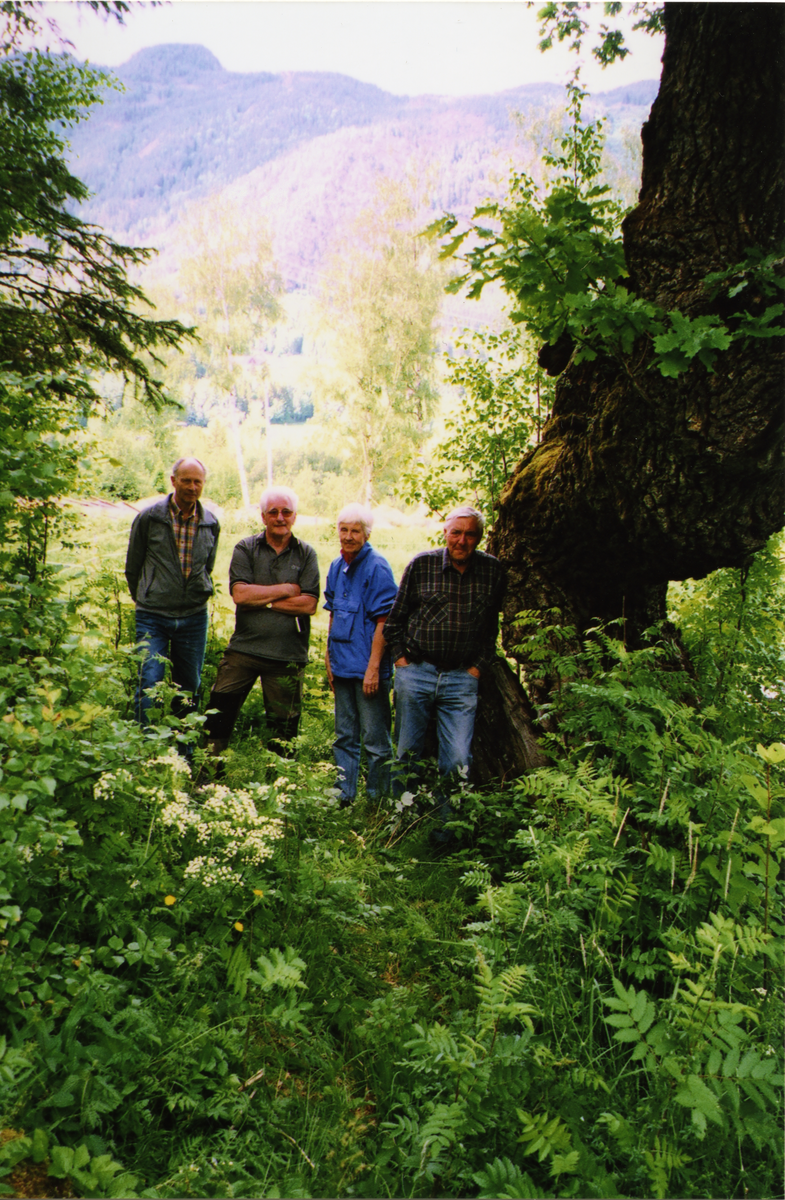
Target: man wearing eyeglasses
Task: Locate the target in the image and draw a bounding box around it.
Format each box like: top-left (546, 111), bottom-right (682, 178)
top-left (204, 486), bottom-right (319, 758)
top-left (384, 505), bottom-right (505, 849)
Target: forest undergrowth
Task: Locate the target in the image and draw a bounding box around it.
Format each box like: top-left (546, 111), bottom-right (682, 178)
top-left (0, 528), bottom-right (783, 1199)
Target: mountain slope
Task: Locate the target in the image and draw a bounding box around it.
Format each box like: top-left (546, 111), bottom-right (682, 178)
top-left (68, 42), bottom-right (658, 275)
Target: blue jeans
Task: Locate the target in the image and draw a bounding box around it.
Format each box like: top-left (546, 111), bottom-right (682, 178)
top-left (333, 677), bottom-right (392, 802)
top-left (134, 607), bottom-right (209, 724)
top-left (393, 661), bottom-right (479, 824)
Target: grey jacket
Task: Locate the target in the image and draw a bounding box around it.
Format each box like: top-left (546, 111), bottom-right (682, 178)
top-left (125, 496), bottom-right (220, 617)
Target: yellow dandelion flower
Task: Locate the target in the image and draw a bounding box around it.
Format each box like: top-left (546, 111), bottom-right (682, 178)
top-left (253, 888), bottom-right (264, 897)
top-left (234, 921), bottom-right (244, 932)
top-left (164, 895), bottom-right (176, 906)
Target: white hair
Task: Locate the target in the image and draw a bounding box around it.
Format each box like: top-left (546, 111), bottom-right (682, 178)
top-left (444, 505), bottom-right (485, 538)
top-left (172, 457), bottom-right (207, 479)
top-left (337, 503), bottom-right (373, 538)
top-left (260, 486), bottom-right (299, 513)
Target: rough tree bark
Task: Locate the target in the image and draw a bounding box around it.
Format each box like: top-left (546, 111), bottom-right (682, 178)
top-left (473, 3), bottom-right (785, 779)
top-left (472, 659), bottom-right (548, 780)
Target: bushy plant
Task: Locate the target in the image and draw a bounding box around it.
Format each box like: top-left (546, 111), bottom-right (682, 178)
top-left (406, 324), bottom-right (555, 522)
top-left (435, 604), bottom-right (784, 1198)
top-left (669, 535), bottom-right (785, 747)
top-left (432, 75), bottom-right (785, 384)
top-left (1, 501), bottom-right (782, 1197)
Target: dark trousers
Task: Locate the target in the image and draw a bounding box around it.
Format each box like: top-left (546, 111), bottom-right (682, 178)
top-left (205, 648), bottom-right (305, 753)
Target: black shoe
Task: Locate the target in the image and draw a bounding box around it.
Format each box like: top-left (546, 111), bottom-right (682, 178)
top-left (339, 796), bottom-right (353, 809)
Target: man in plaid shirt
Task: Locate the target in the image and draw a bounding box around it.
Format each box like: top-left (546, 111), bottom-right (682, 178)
top-left (126, 458), bottom-right (220, 738)
top-left (383, 505), bottom-right (504, 848)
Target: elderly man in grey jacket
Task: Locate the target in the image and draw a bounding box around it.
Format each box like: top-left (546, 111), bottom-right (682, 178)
top-left (125, 457), bottom-right (220, 724)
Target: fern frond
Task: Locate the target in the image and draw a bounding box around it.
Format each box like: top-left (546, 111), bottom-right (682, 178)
top-left (473, 1156), bottom-right (547, 1198)
top-left (249, 946), bottom-right (307, 992)
top-left (226, 942), bottom-right (250, 999)
top-left (516, 1108), bottom-right (572, 1162)
top-left (498, 964), bottom-right (529, 1001)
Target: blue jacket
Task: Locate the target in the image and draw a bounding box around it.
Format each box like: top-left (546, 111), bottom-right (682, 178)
top-left (324, 543), bottom-right (397, 679)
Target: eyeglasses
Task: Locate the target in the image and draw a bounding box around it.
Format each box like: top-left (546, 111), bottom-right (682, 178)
top-left (265, 507), bottom-right (294, 517)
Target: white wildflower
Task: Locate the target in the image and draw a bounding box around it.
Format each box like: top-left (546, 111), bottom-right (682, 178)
top-left (94, 768), bottom-right (134, 801)
top-left (160, 781), bottom-right (284, 887)
top-left (150, 751), bottom-right (192, 776)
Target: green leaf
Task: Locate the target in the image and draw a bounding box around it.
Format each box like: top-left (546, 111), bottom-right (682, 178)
top-left (49, 1145), bottom-right (74, 1178)
top-left (0, 1138), bottom-right (32, 1169)
top-left (73, 1144), bottom-right (91, 1170)
top-left (550, 1150), bottom-right (580, 1178)
top-left (758, 741), bottom-right (785, 764)
top-left (739, 1077), bottom-right (769, 1110)
top-left (637, 1002), bottom-right (656, 1034)
top-left (722, 1045), bottom-right (741, 1077)
top-left (31, 1129), bottom-right (48, 1164)
top-left (611, 976), bottom-right (632, 1005)
top-left (736, 1049), bottom-right (760, 1079)
top-left (631, 989), bottom-right (648, 1024)
top-left (614, 1027), bottom-right (642, 1043)
top-left (740, 774), bottom-right (769, 804)
top-left (691, 1108), bottom-right (707, 1137)
top-left (438, 231), bottom-right (470, 260)
top-left (422, 214), bottom-right (457, 241)
top-left (674, 1075), bottom-right (723, 1126)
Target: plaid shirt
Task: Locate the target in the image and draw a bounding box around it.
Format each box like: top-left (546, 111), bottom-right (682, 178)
top-left (169, 495), bottom-right (199, 578)
top-left (384, 548), bottom-right (505, 673)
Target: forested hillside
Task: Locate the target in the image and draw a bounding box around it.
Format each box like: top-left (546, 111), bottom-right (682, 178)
top-left (67, 43), bottom-right (656, 283)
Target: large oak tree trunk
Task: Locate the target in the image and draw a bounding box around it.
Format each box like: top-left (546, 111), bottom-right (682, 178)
top-left (476, 2), bottom-right (785, 773)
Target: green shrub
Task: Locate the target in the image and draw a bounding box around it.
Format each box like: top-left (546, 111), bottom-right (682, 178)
top-left (0, 516), bottom-right (782, 1197)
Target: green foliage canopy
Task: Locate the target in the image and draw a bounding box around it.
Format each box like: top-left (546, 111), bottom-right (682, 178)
top-left (176, 195), bottom-right (283, 394)
top-left (0, 36), bottom-right (192, 411)
top-left (535, 1), bottom-right (664, 65)
top-left (430, 78), bottom-right (785, 383)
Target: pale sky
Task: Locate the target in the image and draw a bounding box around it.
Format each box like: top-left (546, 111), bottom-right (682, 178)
top-left (46, 1), bottom-right (664, 97)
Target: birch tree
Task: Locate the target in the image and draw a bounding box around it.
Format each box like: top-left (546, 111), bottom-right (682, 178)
top-left (178, 196), bottom-right (282, 506)
top-left (314, 179), bottom-right (445, 504)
